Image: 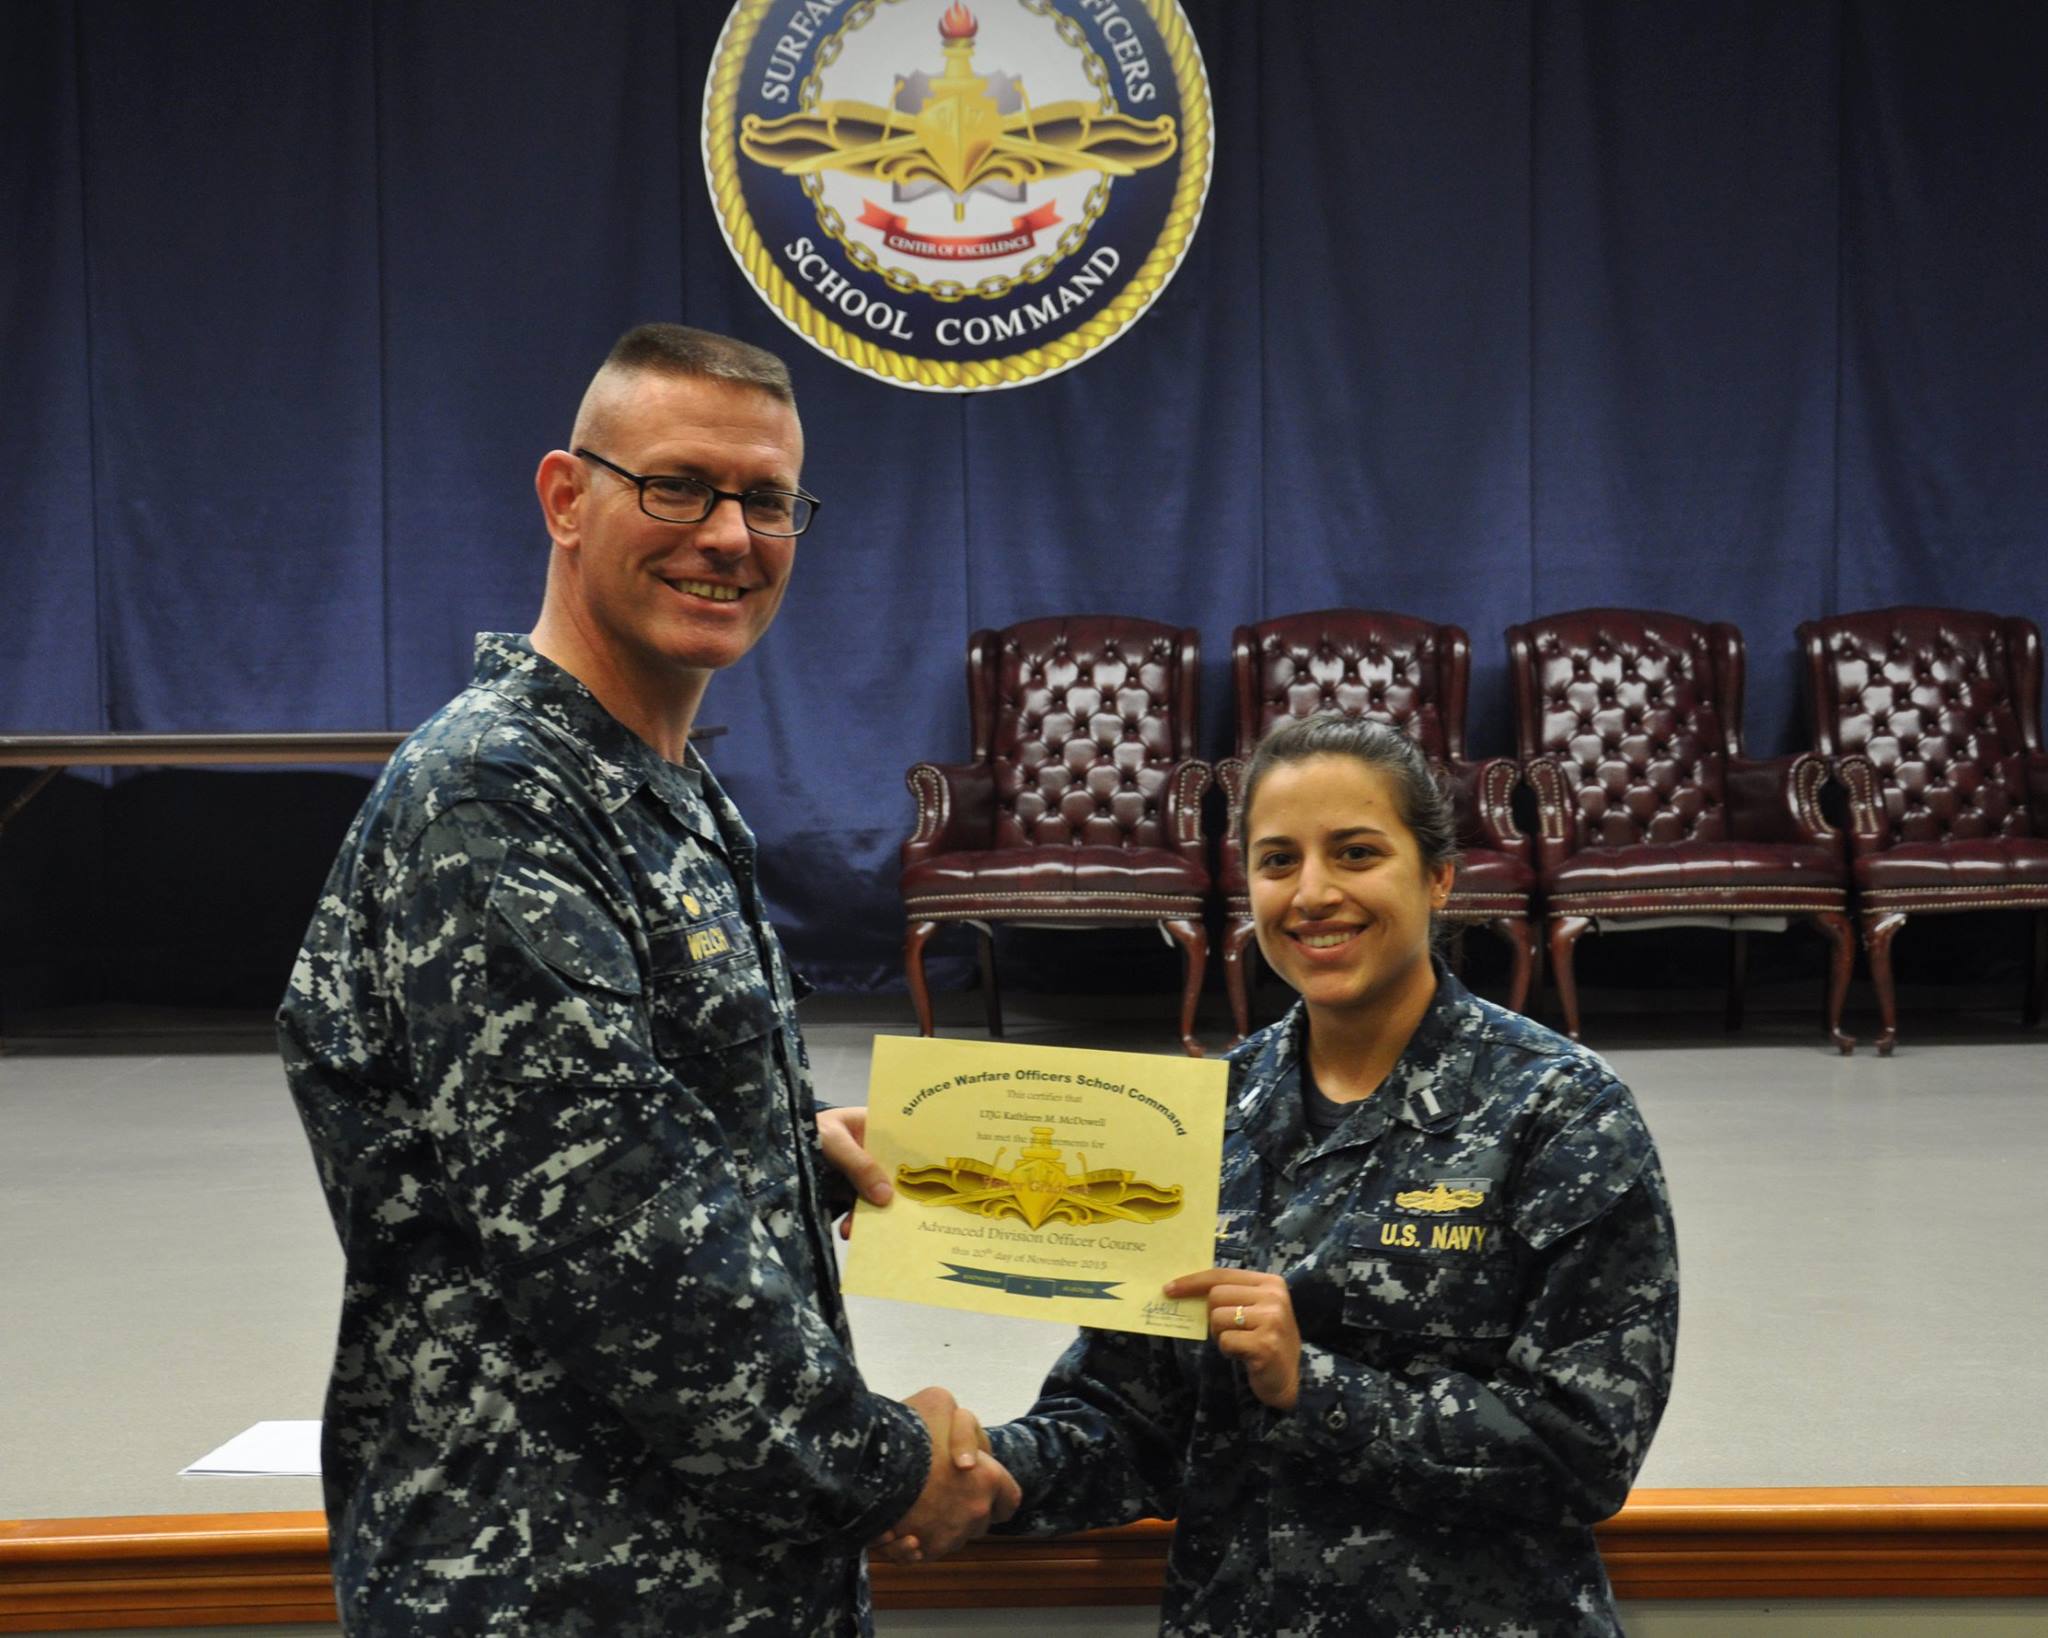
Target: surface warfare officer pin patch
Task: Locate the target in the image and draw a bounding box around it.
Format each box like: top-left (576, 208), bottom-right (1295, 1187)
top-left (704, 0), bottom-right (1214, 391)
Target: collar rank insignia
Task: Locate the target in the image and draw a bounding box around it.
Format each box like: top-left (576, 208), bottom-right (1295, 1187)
top-left (896, 1125), bottom-right (1183, 1230)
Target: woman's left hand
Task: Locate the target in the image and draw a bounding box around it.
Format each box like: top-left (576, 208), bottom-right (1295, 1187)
top-left (1164, 1267), bottom-right (1302, 1411)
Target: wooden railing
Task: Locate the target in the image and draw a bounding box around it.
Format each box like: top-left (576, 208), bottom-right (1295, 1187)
top-left (3, 1490), bottom-right (2045, 1631)
top-left (0, 735), bottom-right (413, 850)
top-left (0, 730), bottom-right (724, 839)
top-left (0, 735), bottom-right (412, 771)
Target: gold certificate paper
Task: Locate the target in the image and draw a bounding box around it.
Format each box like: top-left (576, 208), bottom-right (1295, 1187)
top-left (841, 1036), bottom-right (1228, 1340)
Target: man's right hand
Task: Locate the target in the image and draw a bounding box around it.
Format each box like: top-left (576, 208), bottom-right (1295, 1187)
top-left (873, 1386), bottom-right (1021, 1563)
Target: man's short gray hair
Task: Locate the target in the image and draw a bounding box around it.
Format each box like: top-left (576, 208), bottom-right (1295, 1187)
top-left (603, 323), bottom-right (795, 406)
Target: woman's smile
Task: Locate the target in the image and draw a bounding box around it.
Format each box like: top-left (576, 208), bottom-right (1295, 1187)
top-left (1289, 922), bottom-right (1366, 954)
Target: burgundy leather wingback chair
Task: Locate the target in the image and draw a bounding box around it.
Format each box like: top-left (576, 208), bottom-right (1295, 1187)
top-left (900, 617), bottom-right (1213, 1055)
top-left (1215, 610), bottom-right (1534, 1039)
top-left (1798, 607), bottom-right (2048, 1053)
top-left (1508, 609), bottom-right (1856, 1049)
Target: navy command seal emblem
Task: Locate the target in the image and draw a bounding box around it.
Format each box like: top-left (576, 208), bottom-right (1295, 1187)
top-left (703, 0), bottom-right (1213, 390)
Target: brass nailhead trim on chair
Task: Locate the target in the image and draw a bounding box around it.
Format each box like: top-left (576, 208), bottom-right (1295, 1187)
top-left (1860, 887), bottom-right (2048, 911)
top-left (1548, 894), bottom-right (1848, 916)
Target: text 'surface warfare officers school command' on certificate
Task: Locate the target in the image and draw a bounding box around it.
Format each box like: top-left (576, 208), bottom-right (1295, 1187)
top-left (842, 1036), bottom-right (1228, 1340)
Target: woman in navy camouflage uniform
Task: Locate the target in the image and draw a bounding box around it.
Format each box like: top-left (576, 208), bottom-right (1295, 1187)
top-left (986, 713), bottom-right (1679, 1636)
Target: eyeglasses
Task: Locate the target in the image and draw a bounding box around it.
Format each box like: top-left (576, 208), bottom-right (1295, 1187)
top-left (574, 447), bottom-right (820, 537)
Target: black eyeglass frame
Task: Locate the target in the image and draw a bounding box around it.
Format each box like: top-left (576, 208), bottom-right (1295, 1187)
top-left (573, 446), bottom-right (821, 537)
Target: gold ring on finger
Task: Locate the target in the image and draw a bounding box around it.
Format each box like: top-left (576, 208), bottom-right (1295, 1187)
top-left (1233, 1304), bottom-right (1248, 1329)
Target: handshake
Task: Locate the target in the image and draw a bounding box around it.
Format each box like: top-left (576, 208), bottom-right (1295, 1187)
top-left (875, 1385), bottom-right (1022, 1564)
top-left (817, 1108), bottom-right (1021, 1562)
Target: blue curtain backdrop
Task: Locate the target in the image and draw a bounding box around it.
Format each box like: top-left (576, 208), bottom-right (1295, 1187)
top-left (4, 1), bottom-right (2046, 1001)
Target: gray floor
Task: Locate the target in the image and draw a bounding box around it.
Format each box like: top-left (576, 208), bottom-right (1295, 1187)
top-left (2, 993), bottom-right (2044, 1526)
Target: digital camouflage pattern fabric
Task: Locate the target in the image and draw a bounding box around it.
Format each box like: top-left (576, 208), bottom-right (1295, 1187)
top-left (988, 966), bottom-right (1679, 1637)
top-left (280, 634), bottom-right (928, 1636)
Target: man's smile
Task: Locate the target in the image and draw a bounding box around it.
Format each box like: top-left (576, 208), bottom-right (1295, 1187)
top-left (661, 576), bottom-right (746, 602)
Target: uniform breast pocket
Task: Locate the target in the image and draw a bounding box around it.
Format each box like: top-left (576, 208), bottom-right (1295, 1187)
top-left (1213, 1226), bottom-right (1255, 1270)
top-left (1342, 1219), bottom-right (1518, 1341)
top-left (646, 914), bottom-right (778, 1060)
top-left (646, 918), bottom-right (792, 1197)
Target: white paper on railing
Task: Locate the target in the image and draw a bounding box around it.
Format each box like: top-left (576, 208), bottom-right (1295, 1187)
top-left (179, 1419), bottom-right (323, 1478)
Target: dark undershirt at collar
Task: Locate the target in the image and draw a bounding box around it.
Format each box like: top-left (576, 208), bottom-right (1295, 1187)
top-left (1301, 1057), bottom-right (1368, 1136)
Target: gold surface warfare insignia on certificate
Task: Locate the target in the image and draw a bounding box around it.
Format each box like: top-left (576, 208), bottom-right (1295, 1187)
top-left (841, 1036), bottom-right (1228, 1338)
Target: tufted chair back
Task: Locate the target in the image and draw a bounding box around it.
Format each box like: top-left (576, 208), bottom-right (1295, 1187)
top-left (1799, 608), bottom-right (2042, 843)
top-left (970, 616), bottom-right (1200, 852)
top-left (1216, 608), bottom-right (1538, 1033)
top-left (1507, 609), bottom-right (1743, 850)
top-left (1231, 610), bottom-right (1465, 759)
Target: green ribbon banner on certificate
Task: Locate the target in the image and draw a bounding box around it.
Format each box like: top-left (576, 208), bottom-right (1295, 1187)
top-left (939, 1263), bottom-right (1121, 1301)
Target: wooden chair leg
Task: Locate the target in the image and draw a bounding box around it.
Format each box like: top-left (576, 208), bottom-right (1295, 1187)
top-left (976, 925), bottom-right (1003, 1038)
top-left (1724, 929), bottom-right (1749, 1033)
top-left (2023, 910), bottom-right (2047, 1030)
top-left (1161, 917), bottom-right (1208, 1058)
top-left (1810, 911), bottom-right (1857, 1054)
top-left (1492, 917), bottom-right (1535, 1015)
top-left (1548, 915), bottom-right (1591, 1041)
top-left (904, 919), bottom-right (941, 1038)
top-left (1221, 914), bottom-right (1258, 1044)
top-left (1863, 910), bottom-right (1907, 1057)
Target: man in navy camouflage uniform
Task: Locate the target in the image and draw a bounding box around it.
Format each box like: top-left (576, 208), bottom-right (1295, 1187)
top-left (282, 324), bottom-right (1015, 1635)
top-left (989, 969), bottom-right (1677, 1635)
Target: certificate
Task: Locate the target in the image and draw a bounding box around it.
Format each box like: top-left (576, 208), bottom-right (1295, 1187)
top-left (841, 1035), bottom-right (1228, 1340)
